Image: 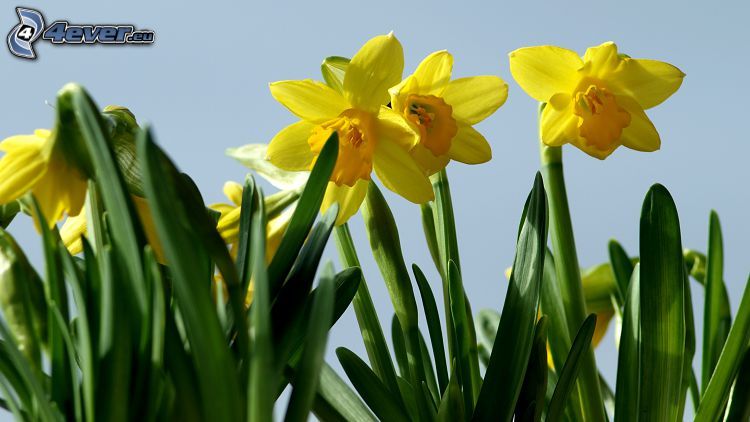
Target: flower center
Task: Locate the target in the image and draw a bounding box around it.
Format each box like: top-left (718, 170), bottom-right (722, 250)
top-left (404, 94), bottom-right (457, 156)
top-left (308, 109), bottom-right (376, 187)
top-left (573, 85), bottom-right (631, 151)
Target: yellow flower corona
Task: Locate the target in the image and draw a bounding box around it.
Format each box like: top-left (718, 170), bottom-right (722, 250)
top-left (0, 129), bottom-right (87, 226)
top-left (509, 42), bottom-right (684, 159)
top-left (267, 33), bottom-right (432, 224)
top-left (390, 50), bottom-right (508, 174)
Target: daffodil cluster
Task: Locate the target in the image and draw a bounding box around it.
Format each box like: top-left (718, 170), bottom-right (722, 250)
top-left (266, 33), bottom-right (508, 224)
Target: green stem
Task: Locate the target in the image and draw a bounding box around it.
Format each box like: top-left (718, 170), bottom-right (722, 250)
top-left (333, 224), bottom-right (403, 404)
top-left (538, 105), bottom-right (605, 422)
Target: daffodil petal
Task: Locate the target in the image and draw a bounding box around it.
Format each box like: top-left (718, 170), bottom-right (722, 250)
top-left (133, 195), bottom-right (166, 263)
top-left (210, 203), bottom-right (235, 216)
top-left (31, 156), bottom-right (86, 225)
top-left (409, 143), bottom-right (450, 176)
top-left (581, 42), bottom-right (620, 79)
top-left (412, 50), bottom-right (453, 95)
top-left (269, 80), bottom-right (349, 123)
top-left (608, 59), bottom-right (685, 110)
top-left (0, 143), bottom-right (46, 204)
top-left (569, 135), bottom-right (620, 160)
top-left (321, 179), bottom-right (368, 225)
top-left (448, 123), bottom-right (492, 164)
top-left (344, 33), bottom-right (404, 113)
top-left (377, 106), bottom-right (419, 149)
top-left (617, 95), bottom-right (661, 152)
top-left (60, 212), bottom-right (87, 255)
top-left (217, 206), bottom-right (242, 243)
top-left (540, 94), bottom-right (578, 147)
top-left (223, 181), bottom-right (243, 206)
top-left (509, 45), bottom-right (583, 102)
top-left (267, 121), bottom-right (316, 171)
top-left (442, 76), bottom-right (508, 125)
top-left (373, 140), bottom-right (433, 204)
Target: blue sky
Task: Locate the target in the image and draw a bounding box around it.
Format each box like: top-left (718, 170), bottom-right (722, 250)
top-left (2, 0), bottom-right (749, 417)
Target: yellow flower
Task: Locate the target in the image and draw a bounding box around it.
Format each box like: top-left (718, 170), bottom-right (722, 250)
top-left (211, 181), bottom-right (293, 263)
top-left (267, 33), bottom-right (432, 225)
top-left (509, 42), bottom-right (684, 159)
top-left (60, 195), bottom-right (165, 262)
top-left (0, 129), bottom-right (87, 226)
top-left (389, 51), bottom-right (508, 174)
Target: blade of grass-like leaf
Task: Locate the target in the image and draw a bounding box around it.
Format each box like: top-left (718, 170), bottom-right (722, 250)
top-left (514, 316), bottom-right (548, 422)
top-left (546, 314), bottom-right (596, 421)
top-left (49, 306), bottom-right (82, 421)
top-left (392, 316), bottom-right (411, 380)
top-left (608, 240), bottom-right (632, 303)
top-left (437, 363), bottom-right (464, 422)
top-left (234, 176), bottom-right (256, 293)
top-left (418, 331), bottom-right (440, 407)
top-left (696, 273), bottom-right (750, 421)
top-left (59, 247), bottom-right (94, 422)
top-left (725, 347), bottom-right (750, 421)
top-left (28, 200), bottom-right (72, 415)
top-left (334, 224), bottom-right (402, 401)
top-left (311, 362), bottom-right (377, 422)
top-left (143, 247), bottom-right (166, 422)
top-left (247, 185), bottom-right (272, 422)
top-left (448, 261), bottom-right (475, 415)
top-left (679, 261), bottom-right (697, 418)
top-left (138, 127), bottom-right (241, 421)
top-left (0, 375), bottom-right (24, 420)
top-left (702, 211), bottom-right (731, 393)
top-left (284, 270), bottom-right (335, 422)
top-left (267, 132), bottom-right (337, 294)
top-left (614, 264), bottom-right (640, 422)
top-left (413, 264), bottom-right (449, 394)
top-left (538, 248), bottom-right (583, 421)
top-left (473, 173), bottom-right (547, 422)
top-left (638, 184), bottom-right (687, 421)
top-left (336, 347), bottom-right (410, 422)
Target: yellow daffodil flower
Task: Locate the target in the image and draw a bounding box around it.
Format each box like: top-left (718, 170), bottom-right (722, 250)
top-left (389, 51), bottom-right (508, 174)
top-left (0, 129), bottom-right (87, 226)
top-left (211, 181), bottom-right (293, 263)
top-left (509, 42), bottom-right (684, 159)
top-left (267, 33), bottom-right (432, 225)
top-left (60, 195), bottom-right (165, 262)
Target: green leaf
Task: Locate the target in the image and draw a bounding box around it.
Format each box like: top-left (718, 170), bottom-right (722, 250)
top-left (547, 314), bottom-right (597, 421)
top-left (311, 363), bottom-right (376, 422)
top-left (284, 269), bottom-right (335, 422)
top-left (514, 316), bottom-right (548, 422)
top-left (0, 201), bottom-right (20, 228)
top-left (391, 316), bottom-right (411, 380)
top-left (138, 127), bottom-right (241, 421)
top-left (267, 132), bottom-right (337, 295)
top-left (333, 224), bottom-right (401, 402)
top-left (615, 264), bottom-right (640, 422)
top-left (696, 272), bottom-right (750, 421)
top-left (607, 239), bottom-right (632, 304)
top-left (413, 264), bottom-right (449, 394)
top-left (437, 363), bottom-right (465, 422)
top-left (725, 347), bottom-right (750, 421)
top-left (336, 347), bottom-right (410, 422)
top-left (321, 56), bottom-right (349, 94)
top-left (247, 185), bottom-right (272, 422)
top-left (473, 173), bottom-right (547, 422)
top-left (448, 261), bottom-right (475, 415)
top-left (637, 184), bottom-right (688, 421)
top-left (702, 210), bottom-right (732, 393)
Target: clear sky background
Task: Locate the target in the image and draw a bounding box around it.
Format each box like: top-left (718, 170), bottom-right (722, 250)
top-left (2, 0), bottom-right (748, 419)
